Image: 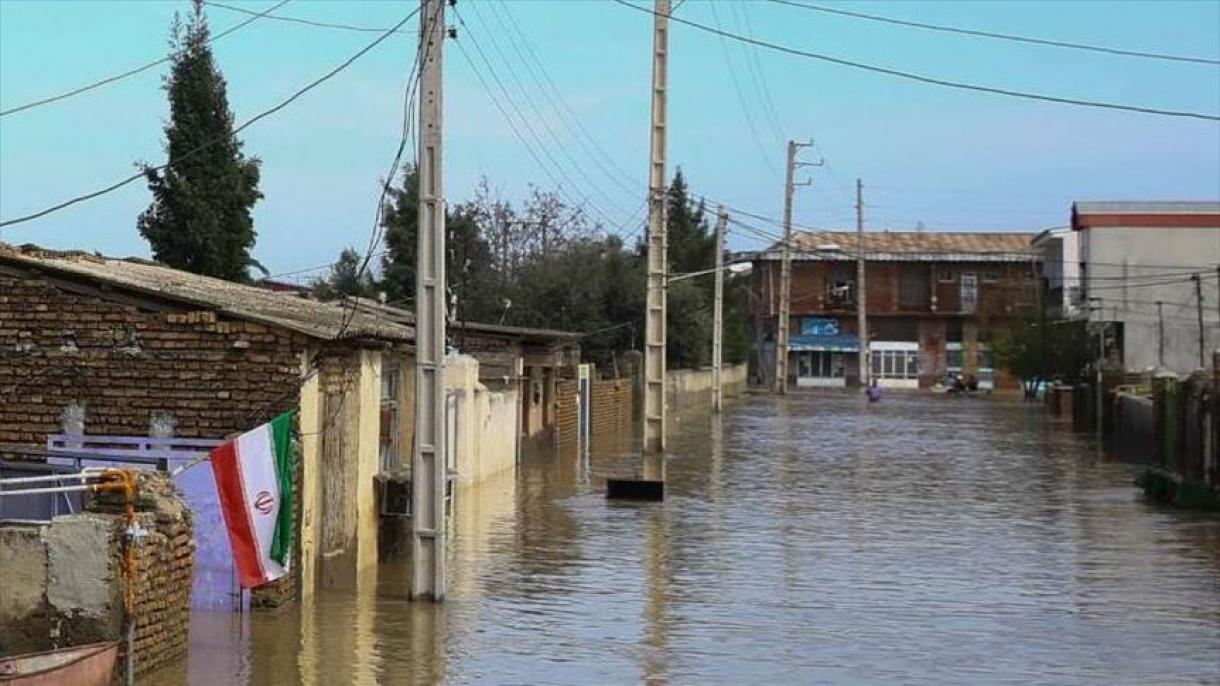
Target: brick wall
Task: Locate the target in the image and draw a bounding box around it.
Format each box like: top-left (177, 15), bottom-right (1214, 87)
top-left (0, 273), bottom-right (307, 447)
top-left (590, 378), bottom-right (632, 435)
top-left (554, 380), bottom-right (578, 447)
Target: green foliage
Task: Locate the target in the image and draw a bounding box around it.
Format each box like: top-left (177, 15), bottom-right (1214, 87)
top-left (375, 167), bottom-right (747, 374)
top-left (138, 1), bottom-right (262, 282)
top-left (994, 308), bottom-right (1090, 397)
top-left (310, 247), bottom-right (376, 302)
top-left (378, 166), bottom-right (501, 322)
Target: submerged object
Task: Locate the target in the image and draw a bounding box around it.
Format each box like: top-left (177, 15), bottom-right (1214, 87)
top-left (606, 478), bottom-right (665, 501)
top-left (0, 641), bottom-right (118, 686)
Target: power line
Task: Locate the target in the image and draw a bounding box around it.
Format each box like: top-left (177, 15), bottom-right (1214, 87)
top-left (611, 0), bottom-right (1220, 122)
top-left (487, 0), bottom-right (642, 205)
top-left (0, 0), bottom-right (291, 118)
top-left (707, 2), bottom-right (781, 177)
top-left (203, 1), bottom-right (416, 35)
top-left (765, 0), bottom-right (1220, 67)
top-left (730, 1), bottom-right (787, 144)
top-left (463, 2), bottom-right (635, 225)
top-left (450, 8), bottom-right (624, 234)
top-left (0, 7), bottom-right (421, 229)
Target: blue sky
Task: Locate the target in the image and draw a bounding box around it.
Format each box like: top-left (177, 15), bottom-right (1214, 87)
top-left (1, 0), bottom-right (1218, 279)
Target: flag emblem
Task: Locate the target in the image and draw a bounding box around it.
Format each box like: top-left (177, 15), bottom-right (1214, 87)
top-left (209, 411), bottom-right (295, 589)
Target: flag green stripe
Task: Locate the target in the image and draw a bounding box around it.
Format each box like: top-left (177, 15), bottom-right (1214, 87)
top-left (269, 410), bottom-right (295, 566)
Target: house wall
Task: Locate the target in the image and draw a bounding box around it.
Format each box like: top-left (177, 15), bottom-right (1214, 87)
top-left (1082, 226), bottom-right (1220, 374)
top-left (666, 364), bottom-right (748, 412)
top-left (0, 272), bottom-right (306, 446)
top-left (445, 354), bottom-right (518, 486)
top-left (314, 349), bottom-right (382, 588)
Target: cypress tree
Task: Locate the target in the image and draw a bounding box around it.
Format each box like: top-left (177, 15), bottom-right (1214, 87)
top-left (138, 0), bottom-right (262, 282)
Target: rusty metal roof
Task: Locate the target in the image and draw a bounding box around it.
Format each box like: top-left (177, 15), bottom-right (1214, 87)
top-left (751, 230), bottom-right (1037, 262)
top-left (0, 244), bottom-right (413, 343)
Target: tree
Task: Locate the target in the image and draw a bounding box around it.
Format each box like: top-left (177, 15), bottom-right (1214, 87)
top-left (994, 309), bottom-right (1090, 399)
top-left (663, 169), bottom-right (717, 367)
top-left (310, 247), bottom-right (377, 302)
top-left (379, 165), bottom-right (500, 321)
top-left (138, 1), bottom-right (262, 282)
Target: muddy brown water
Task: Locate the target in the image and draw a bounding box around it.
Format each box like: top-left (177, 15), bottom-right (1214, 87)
top-left (150, 391), bottom-right (1220, 685)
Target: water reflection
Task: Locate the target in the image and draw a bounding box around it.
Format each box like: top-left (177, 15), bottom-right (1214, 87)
top-left (152, 391), bottom-right (1220, 684)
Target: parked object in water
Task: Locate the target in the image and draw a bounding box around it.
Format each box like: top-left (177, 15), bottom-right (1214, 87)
top-left (606, 478), bottom-right (665, 501)
top-left (0, 641), bottom-right (118, 686)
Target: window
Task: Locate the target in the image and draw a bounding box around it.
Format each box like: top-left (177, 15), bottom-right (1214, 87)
top-left (870, 345), bottom-right (920, 380)
top-left (978, 345), bottom-right (994, 372)
top-left (938, 270), bottom-right (956, 284)
top-left (946, 342), bottom-right (963, 371)
top-left (981, 272), bottom-right (1000, 284)
top-left (960, 273), bottom-right (978, 313)
top-left (899, 268), bottom-right (931, 309)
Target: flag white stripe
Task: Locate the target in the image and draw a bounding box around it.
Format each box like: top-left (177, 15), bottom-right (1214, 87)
top-left (234, 424), bottom-right (285, 583)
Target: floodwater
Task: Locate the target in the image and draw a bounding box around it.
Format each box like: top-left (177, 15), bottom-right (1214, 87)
top-left (153, 391), bottom-right (1220, 685)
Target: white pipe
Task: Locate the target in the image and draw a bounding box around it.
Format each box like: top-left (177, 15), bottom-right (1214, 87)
top-left (0, 470), bottom-right (106, 485)
top-left (0, 483), bottom-right (101, 496)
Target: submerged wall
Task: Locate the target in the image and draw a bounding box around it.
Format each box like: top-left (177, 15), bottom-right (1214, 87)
top-left (666, 364), bottom-right (748, 413)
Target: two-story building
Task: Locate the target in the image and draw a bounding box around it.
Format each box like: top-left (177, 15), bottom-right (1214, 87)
top-left (748, 230), bottom-right (1037, 390)
top-left (1072, 201), bottom-right (1220, 374)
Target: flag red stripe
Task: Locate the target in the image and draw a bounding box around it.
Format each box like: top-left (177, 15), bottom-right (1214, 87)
top-left (210, 439), bottom-right (266, 588)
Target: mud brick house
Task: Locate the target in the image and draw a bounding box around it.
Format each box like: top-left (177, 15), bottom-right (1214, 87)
top-left (0, 243), bottom-right (414, 602)
top-left (747, 231), bottom-right (1037, 390)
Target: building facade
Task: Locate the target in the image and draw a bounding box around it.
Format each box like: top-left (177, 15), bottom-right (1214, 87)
top-left (1073, 201), bottom-right (1220, 375)
top-left (748, 231), bottom-right (1037, 390)
top-left (1031, 227), bottom-right (1082, 318)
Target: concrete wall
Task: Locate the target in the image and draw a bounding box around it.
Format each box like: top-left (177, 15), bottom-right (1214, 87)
top-left (666, 364), bottom-right (747, 413)
top-left (446, 354), bottom-right (519, 487)
top-left (312, 348), bottom-right (383, 590)
top-left (1084, 226), bottom-right (1220, 374)
top-left (0, 473), bottom-right (193, 677)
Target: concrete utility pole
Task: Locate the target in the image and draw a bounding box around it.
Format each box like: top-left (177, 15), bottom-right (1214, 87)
top-left (855, 178), bottom-right (868, 388)
top-left (1157, 300), bottom-right (1165, 366)
top-left (712, 206), bottom-right (727, 413)
top-left (1193, 273), bottom-right (1205, 369)
top-left (642, 0), bottom-right (669, 454)
top-left (410, 0), bottom-right (446, 602)
top-left (775, 139), bottom-right (813, 394)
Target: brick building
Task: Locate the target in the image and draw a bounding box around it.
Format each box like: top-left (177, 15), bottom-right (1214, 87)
top-left (0, 243), bottom-right (413, 601)
top-left (748, 231), bottom-right (1038, 390)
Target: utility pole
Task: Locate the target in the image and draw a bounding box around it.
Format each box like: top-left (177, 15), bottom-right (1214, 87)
top-left (410, 0), bottom-right (446, 602)
top-left (775, 139), bottom-right (813, 394)
top-left (1093, 298), bottom-right (1105, 439)
top-left (642, 0), bottom-right (669, 454)
top-left (855, 178), bottom-right (868, 388)
top-left (1157, 300), bottom-right (1165, 366)
top-left (1193, 273), bottom-right (1205, 369)
top-left (712, 206), bottom-right (727, 413)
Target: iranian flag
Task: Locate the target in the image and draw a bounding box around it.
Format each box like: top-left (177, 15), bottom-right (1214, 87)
top-left (209, 411), bottom-right (294, 589)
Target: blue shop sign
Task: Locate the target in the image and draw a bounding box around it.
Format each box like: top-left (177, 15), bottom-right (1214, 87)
top-left (801, 317), bottom-right (839, 336)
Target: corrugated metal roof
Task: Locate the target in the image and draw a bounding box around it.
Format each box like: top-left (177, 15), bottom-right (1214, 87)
top-left (1073, 201), bottom-right (1220, 215)
top-left (752, 230), bottom-right (1037, 261)
top-left (0, 244), bottom-right (413, 342)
